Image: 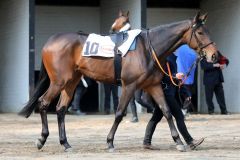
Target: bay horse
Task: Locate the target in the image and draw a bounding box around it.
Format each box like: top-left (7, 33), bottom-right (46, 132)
top-left (19, 12), bottom-right (218, 152)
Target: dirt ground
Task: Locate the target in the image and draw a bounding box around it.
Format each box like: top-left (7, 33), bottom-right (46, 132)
top-left (0, 113), bottom-right (239, 160)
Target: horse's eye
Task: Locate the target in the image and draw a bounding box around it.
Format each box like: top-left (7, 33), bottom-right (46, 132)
top-left (198, 32), bottom-right (203, 35)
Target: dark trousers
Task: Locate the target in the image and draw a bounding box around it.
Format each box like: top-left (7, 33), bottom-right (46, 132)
top-left (130, 90), bottom-right (155, 118)
top-left (143, 95), bottom-right (193, 145)
top-left (104, 84), bottom-right (119, 113)
top-left (134, 90), bottom-right (154, 112)
top-left (130, 97), bottom-right (138, 118)
top-left (204, 83), bottom-right (227, 113)
top-left (71, 83), bottom-right (87, 111)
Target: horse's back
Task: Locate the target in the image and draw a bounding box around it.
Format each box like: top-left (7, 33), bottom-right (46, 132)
top-left (42, 33), bottom-right (86, 52)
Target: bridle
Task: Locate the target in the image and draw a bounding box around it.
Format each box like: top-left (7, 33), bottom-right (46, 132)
top-left (147, 20), bottom-right (214, 87)
top-left (189, 21), bottom-right (215, 59)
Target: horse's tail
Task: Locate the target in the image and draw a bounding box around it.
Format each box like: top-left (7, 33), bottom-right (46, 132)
top-left (18, 62), bottom-right (49, 118)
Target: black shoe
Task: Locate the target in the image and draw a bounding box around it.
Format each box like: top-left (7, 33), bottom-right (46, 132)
top-left (221, 111), bottom-right (230, 115)
top-left (104, 111), bottom-right (110, 115)
top-left (68, 109), bottom-right (86, 115)
top-left (143, 144), bottom-right (160, 150)
top-left (208, 111), bottom-right (215, 115)
top-left (147, 109), bottom-right (154, 113)
top-left (131, 117), bottom-right (139, 123)
top-left (188, 138), bottom-right (204, 150)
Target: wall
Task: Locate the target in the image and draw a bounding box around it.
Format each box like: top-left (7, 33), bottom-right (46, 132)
top-left (200, 0), bottom-right (240, 113)
top-left (35, 6), bottom-right (100, 70)
top-left (100, 0), bottom-right (141, 34)
top-left (147, 8), bottom-right (198, 27)
top-left (0, 0), bottom-right (29, 112)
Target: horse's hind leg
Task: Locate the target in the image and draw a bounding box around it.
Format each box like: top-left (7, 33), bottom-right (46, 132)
top-left (146, 85), bottom-right (185, 151)
top-left (107, 83), bottom-right (135, 151)
top-left (36, 82), bottom-right (63, 150)
top-left (56, 76), bottom-right (81, 151)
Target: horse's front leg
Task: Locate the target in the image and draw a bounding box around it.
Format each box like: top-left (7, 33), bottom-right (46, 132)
top-left (107, 83), bottom-right (135, 152)
top-left (146, 84), bottom-right (185, 151)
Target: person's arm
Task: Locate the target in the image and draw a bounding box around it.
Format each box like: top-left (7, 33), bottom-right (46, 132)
top-left (200, 58), bottom-right (219, 71)
top-left (218, 51), bottom-right (230, 66)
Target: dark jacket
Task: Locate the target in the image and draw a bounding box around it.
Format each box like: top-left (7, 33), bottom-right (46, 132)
top-left (200, 58), bottom-right (224, 85)
top-left (162, 54), bottom-right (178, 96)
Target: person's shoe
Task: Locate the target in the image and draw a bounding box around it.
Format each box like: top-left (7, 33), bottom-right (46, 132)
top-left (176, 144), bottom-right (186, 152)
top-left (104, 111), bottom-right (110, 115)
top-left (208, 111), bottom-right (215, 115)
top-left (68, 109), bottom-right (86, 115)
top-left (147, 108), bottom-right (154, 113)
top-left (143, 144), bottom-right (160, 150)
top-left (188, 138), bottom-right (204, 150)
top-left (221, 111), bottom-right (231, 115)
top-left (131, 117), bottom-right (139, 123)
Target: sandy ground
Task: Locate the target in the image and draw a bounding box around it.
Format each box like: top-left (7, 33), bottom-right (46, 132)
top-left (0, 113), bottom-right (240, 160)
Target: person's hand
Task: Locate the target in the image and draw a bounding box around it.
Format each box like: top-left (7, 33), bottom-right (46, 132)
top-left (213, 63), bottom-right (220, 67)
top-left (176, 72), bottom-right (184, 80)
top-left (186, 96), bottom-right (192, 101)
top-left (219, 64), bottom-right (225, 70)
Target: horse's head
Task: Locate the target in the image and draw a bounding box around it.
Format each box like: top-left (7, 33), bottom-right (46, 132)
top-left (184, 12), bottom-right (218, 63)
top-left (110, 10), bottom-right (130, 33)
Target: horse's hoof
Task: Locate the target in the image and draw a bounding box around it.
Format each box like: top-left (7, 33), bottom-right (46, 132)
top-left (176, 144), bottom-right (186, 152)
top-left (36, 139), bottom-right (43, 150)
top-left (63, 142), bottom-right (72, 152)
top-left (107, 141), bottom-right (115, 152)
top-left (108, 147), bottom-right (115, 152)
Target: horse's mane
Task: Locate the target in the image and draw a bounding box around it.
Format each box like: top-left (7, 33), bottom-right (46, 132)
top-left (149, 19), bottom-right (191, 32)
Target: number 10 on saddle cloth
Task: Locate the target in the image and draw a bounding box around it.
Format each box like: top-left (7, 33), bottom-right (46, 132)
top-left (82, 29), bottom-right (141, 57)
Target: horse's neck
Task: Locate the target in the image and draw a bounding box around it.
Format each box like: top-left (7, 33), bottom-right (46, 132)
top-left (149, 20), bottom-right (191, 58)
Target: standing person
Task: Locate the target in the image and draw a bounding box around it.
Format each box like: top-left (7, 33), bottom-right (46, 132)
top-left (104, 84), bottom-right (119, 114)
top-left (175, 44), bottom-right (198, 113)
top-left (200, 51), bottom-right (229, 115)
top-left (68, 76), bottom-right (93, 115)
top-left (129, 97), bottom-right (139, 123)
top-left (143, 53), bottom-right (204, 151)
top-left (130, 90), bottom-right (155, 123)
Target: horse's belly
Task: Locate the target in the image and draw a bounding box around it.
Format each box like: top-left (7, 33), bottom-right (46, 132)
top-left (78, 57), bottom-right (115, 83)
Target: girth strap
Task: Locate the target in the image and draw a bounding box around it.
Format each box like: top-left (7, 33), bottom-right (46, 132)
top-left (114, 51), bottom-right (122, 86)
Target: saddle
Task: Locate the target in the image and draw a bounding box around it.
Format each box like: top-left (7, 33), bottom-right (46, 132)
top-left (109, 32), bottom-right (129, 50)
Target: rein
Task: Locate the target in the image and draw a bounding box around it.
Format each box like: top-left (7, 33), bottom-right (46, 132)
top-left (147, 30), bottom-right (182, 87)
top-left (146, 25), bottom-right (203, 88)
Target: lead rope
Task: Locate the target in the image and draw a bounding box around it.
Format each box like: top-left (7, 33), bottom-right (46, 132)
top-left (150, 44), bottom-right (180, 87)
top-left (147, 30), bottom-right (202, 88)
top-left (166, 62), bottom-right (181, 87)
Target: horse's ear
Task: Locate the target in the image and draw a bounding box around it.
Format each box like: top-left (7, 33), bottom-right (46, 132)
top-left (200, 13), bottom-right (208, 24)
top-left (193, 11), bottom-right (201, 23)
top-left (126, 11), bottom-right (129, 17)
top-left (118, 9), bottom-right (123, 17)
